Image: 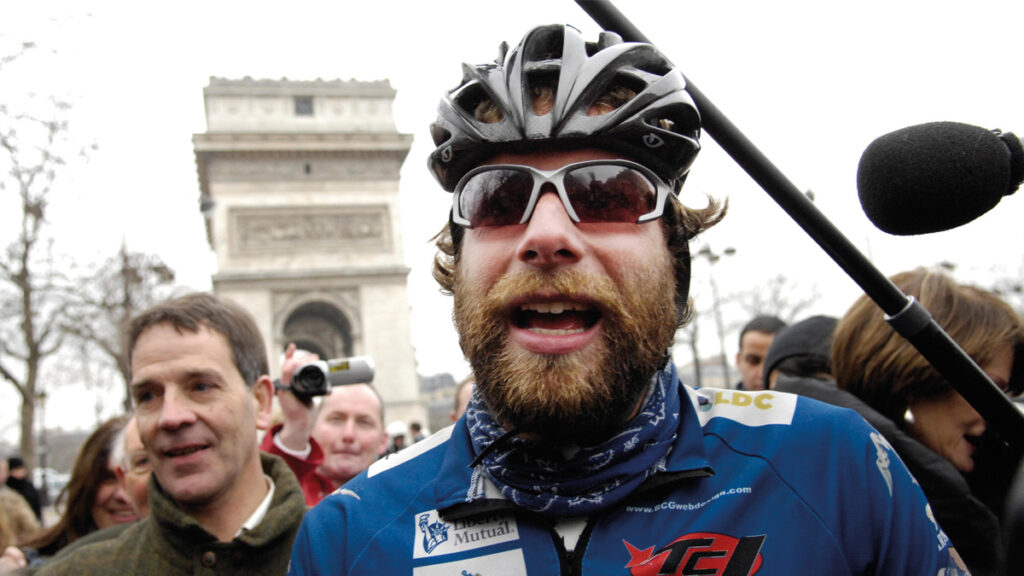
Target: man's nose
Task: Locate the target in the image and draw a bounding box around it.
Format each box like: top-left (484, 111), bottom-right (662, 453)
top-left (158, 389), bottom-right (196, 430)
top-left (516, 189), bottom-right (584, 269)
top-left (340, 419), bottom-right (357, 441)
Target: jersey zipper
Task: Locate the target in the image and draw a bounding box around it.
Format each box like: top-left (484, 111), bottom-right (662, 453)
top-left (548, 517), bottom-right (597, 575)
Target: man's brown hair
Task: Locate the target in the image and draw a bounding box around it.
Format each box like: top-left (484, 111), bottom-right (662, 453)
top-left (126, 292), bottom-right (269, 387)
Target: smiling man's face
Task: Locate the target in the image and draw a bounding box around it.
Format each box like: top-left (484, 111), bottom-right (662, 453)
top-left (130, 323), bottom-right (272, 512)
top-left (453, 148), bottom-right (678, 444)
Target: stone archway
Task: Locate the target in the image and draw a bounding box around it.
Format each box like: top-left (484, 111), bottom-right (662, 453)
top-left (281, 301), bottom-right (353, 360)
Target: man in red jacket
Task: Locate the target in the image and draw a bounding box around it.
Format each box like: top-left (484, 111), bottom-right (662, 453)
top-left (261, 344), bottom-right (388, 505)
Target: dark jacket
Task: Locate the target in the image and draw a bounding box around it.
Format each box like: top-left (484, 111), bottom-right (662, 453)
top-left (6, 476), bottom-right (42, 521)
top-left (33, 453), bottom-right (306, 576)
top-left (774, 375), bottom-right (1002, 576)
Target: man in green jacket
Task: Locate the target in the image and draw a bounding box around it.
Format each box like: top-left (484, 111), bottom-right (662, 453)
top-left (36, 292), bottom-right (306, 575)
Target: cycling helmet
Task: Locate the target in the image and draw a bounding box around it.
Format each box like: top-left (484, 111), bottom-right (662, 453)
top-left (428, 24), bottom-right (702, 193)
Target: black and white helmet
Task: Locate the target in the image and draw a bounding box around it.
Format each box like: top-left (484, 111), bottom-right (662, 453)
top-left (428, 24), bottom-right (701, 193)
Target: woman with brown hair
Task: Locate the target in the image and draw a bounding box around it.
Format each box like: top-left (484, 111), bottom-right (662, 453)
top-left (831, 267), bottom-right (1024, 576)
top-left (12, 415), bottom-right (138, 568)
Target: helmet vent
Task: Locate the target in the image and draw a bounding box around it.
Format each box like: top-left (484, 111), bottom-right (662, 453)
top-left (430, 125), bottom-right (452, 147)
top-left (526, 72), bottom-right (558, 116)
top-left (523, 26), bottom-right (564, 64)
top-left (611, 74), bottom-right (647, 99)
top-left (453, 83), bottom-right (501, 122)
top-left (648, 103), bottom-right (701, 136)
top-left (630, 59), bottom-right (671, 79)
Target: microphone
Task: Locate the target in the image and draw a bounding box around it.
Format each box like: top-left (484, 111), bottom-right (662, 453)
top-left (856, 121), bottom-right (1024, 235)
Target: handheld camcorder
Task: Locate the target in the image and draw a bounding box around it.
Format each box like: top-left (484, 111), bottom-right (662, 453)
top-left (289, 356), bottom-right (375, 401)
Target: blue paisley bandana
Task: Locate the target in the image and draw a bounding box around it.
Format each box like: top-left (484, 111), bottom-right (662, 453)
top-left (465, 364), bottom-right (680, 516)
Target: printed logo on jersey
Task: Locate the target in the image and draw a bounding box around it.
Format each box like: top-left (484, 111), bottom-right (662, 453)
top-left (643, 133), bottom-right (665, 148)
top-left (688, 387), bottom-right (797, 428)
top-left (413, 548), bottom-right (527, 576)
top-left (412, 510), bottom-right (520, 559)
top-left (623, 532), bottom-right (765, 576)
top-left (869, 432), bottom-right (894, 496)
top-left (418, 513), bottom-right (449, 554)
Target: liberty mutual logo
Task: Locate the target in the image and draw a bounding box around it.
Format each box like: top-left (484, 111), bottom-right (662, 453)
top-left (418, 512), bottom-right (450, 554)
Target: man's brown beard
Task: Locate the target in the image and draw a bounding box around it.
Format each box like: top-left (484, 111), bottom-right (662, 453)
top-left (453, 257), bottom-right (678, 445)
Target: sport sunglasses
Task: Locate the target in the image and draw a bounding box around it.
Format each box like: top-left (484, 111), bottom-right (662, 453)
top-left (451, 159), bottom-right (673, 228)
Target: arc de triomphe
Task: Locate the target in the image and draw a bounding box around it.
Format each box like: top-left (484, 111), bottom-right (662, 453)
top-left (191, 77), bottom-right (422, 428)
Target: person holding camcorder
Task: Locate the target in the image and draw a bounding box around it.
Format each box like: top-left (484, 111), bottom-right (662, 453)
top-left (261, 344), bottom-right (387, 506)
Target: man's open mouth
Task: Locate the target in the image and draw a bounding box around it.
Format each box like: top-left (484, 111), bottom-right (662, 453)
top-left (512, 301), bottom-right (601, 335)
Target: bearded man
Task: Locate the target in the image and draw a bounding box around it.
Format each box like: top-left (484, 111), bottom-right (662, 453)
top-left (288, 24), bottom-right (965, 575)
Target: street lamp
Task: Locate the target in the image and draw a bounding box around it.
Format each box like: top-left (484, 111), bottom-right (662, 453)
top-left (36, 388), bottom-right (49, 507)
top-left (695, 244), bottom-right (736, 388)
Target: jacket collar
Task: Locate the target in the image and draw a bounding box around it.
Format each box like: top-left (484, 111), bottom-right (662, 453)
top-left (148, 452), bottom-right (306, 551)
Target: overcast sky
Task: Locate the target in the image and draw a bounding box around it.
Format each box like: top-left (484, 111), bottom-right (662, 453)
top-left (4, 0), bottom-right (1024, 437)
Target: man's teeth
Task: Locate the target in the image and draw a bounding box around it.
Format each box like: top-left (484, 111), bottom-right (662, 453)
top-left (520, 301), bottom-right (589, 314)
top-left (530, 327), bottom-right (585, 335)
top-left (518, 301), bottom-right (590, 335)
top-left (168, 446), bottom-right (203, 457)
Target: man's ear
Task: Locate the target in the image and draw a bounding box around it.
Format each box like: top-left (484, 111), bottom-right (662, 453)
top-left (252, 376), bottom-right (275, 431)
top-left (377, 431), bottom-right (389, 456)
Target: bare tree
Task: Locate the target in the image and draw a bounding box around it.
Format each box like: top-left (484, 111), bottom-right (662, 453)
top-left (62, 242), bottom-right (176, 411)
top-left (674, 310), bottom-right (704, 388)
top-left (733, 274), bottom-right (820, 324)
top-left (0, 41), bottom-right (91, 473)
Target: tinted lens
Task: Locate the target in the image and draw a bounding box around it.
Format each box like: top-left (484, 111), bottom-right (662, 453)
top-left (564, 165), bottom-right (657, 223)
top-left (459, 169), bottom-right (534, 227)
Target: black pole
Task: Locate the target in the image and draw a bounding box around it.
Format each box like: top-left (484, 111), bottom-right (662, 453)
top-left (575, 0), bottom-right (1024, 451)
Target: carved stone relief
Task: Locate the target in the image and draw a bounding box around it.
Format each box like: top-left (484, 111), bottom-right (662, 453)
top-left (207, 154), bottom-right (404, 181)
top-left (231, 206), bottom-right (390, 254)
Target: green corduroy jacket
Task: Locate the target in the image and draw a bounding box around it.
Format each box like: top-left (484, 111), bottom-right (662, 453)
top-left (35, 452), bottom-right (306, 576)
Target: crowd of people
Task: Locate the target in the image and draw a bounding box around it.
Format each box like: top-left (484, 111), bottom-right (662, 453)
top-left (0, 22), bottom-right (1021, 576)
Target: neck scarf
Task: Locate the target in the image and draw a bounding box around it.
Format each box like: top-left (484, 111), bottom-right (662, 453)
top-left (465, 364), bottom-right (680, 516)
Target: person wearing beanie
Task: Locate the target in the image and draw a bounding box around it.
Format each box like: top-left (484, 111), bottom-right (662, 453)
top-left (762, 315), bottom-right (838, 389)
top-left (5, 457), bottom-right (42, 523)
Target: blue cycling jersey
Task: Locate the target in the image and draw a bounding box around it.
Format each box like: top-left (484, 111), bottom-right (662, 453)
top-left (289, 376), bottom-right (966, 575)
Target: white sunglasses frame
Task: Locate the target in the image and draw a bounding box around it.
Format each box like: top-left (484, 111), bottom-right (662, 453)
top-left (451, 159), bottom-right (672, 228)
